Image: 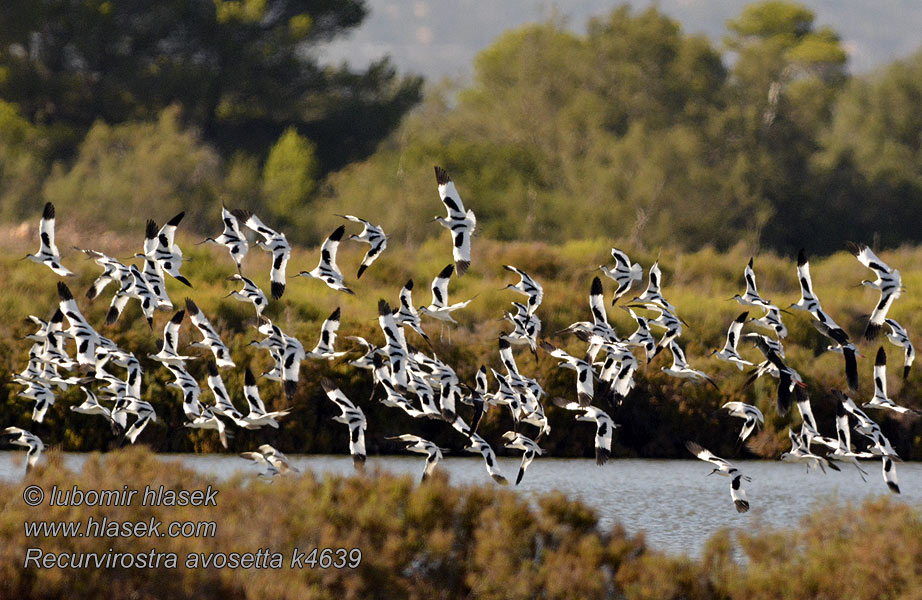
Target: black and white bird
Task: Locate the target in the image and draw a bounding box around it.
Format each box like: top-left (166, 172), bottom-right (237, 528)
top-left (394, 280), bottom-right (430, 344)
top-left (502, 431), bottom-right (543, 485)
top-left (232, 209), bottom-right (291, 299)
top-left (338, 214), bottom-right (387, 279)
top-left (204, 362), bottom-right (248, 427)
top-left (553, 398), bottom-right (616, 465)
top-left (749, 304), bottom-right (788, 339)
top-left (377, 300), bottom-right (409, 391)
top-left (745, 333), bottom-right (804, 416)
top-left (1, 427), bottom-right (44, 473)
top-left (321, 378), bottom-right (367, 470)
top-left (848, 242), bottom-right (902, 340)
top-left (433, 166), bottom-right (476, 276)
top-left (541, 341), bottom-right (595, 407)
top-left (70, 387), bottom-right (112, 422)
top-left (105, 264), bottom-right (157, 328)
top-left (632, 260), bottom-right (676, 313)
top-left (240, 368), bottom-right (291, 429)
top-left (712, 311), bottom-right (754, 370)
top-left (780, 428), bottom-right (840, 474)
top-left (58, 282), bottom-right (99, 367)
top-left (662, 341), bottom-right (718, 389)
top-left (111, 397), bottom-right (157, 444)
top-left (731, 258), bottom-right (773, 309)
top-left (225, 274), bottom-right (268, 317)
top-left (164, 362), bottom-right (204, 420)
top-left (883, 318), bottom-right (915, 379)
top-left (387, 434), bottom-right (444, 481)
top-left (418, 264), bottom-right (473, 340)
top-left (864, 347), bottom-right (920, 415)
top-left (78, 248), bottom-right (131, 301)
top-left (23, 202), bottom-right (75, 277)
top-left (789, 249), bottom-right (848, 345)
top-left (296, 225), bottom-right (354, 295)
top-left (835, 390), bottom-right (902, 461)
top-left (882, 456), bottom-right (901, 494)
top-left (464, 433), bottom-right (507, 484)
top-left (599, 247), bottom-right (643, 305)
top-left (199, 205), bottom-right (249, 271)
top-left (185, 405), bottom-right (229, 448)
top-left (501, 265), bottom-right (543, 314)
top-left (239, 449), bottom-right (281, 479)
top-left (143, 213), bottom-right (191, 287)
top-left (305, 307), bottom-right (348, 360)
top-left (595, 343), bottom-right (638, 407)
top-left (721, 402), bottom-right (764, 449)
top-left (686, 441), bottom-right (751, 513)
top-left (148, 310), bottom-right (194, 366)
top-left (186, 298), bottom-right (234, 368)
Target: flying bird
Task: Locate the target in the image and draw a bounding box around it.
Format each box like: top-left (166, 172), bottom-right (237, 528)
top-left (321, 378), bottom-right (367, 470)
top-left (599, 247), bottom-right (643, 305)
top-left (338, 214), bottom-right (387, 279)
top-left (883, 318), bottom-right (915, 379)
top-left (686, 441), bottom-right (751, 513)
top-left (864, 347), bottom-right (920, 415)
top-left (387, 434), bottom-right (444, 482)
top-left (225, 274), bottom-right (268, 317)
top-left (433, 166), bottom-right (476, 276)
top-left (721, 401), bottom-right (764, 450)
top-left (143, 213), bottom-right (192, 287)
top-left (501, 265), bottom-right (544, 314)
top-left (464, 433), bottom-right (507, 484)
top-left (418, 264), bottom-right (473, 341)
top-left (553, 397), bottom-right (616, 465)
top-left (199, 205), bottom-right (249, 271)
top-left (23, 202), bottom-right (75, 277)
top-left (848, 242), bottom-right (901, 340)
top-left (232, 209), bottom-right (290, 299)
top-left (186, 298), bottom-right (234, 368)
top-left (1, 427), bottom-right (44, 474)
top-left (296, 225), bottom-right (354, 295)
top-left (502, 431), bottom-right (543, 485)
top-left (711, 311), bottom-right (754, 370)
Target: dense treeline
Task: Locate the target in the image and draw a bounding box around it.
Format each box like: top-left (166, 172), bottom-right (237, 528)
top-left (2, 447), bottom-right (921, 599)
top-left (2, 2), bottom-right (922, 251)
top-left (1, 232), bottom-right (920, 459)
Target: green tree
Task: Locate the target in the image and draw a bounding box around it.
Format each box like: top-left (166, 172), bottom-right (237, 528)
top-left (262, 127), bottom-right (319, 221)
top-left (0, 0), bottom-right (422, 169)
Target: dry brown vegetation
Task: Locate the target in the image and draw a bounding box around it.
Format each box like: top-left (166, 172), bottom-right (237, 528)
top-left (2, 447), bottom-right (921, 599)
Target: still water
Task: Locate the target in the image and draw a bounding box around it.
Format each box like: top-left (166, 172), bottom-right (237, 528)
top-left (2, 452), bottom-right (919, 557)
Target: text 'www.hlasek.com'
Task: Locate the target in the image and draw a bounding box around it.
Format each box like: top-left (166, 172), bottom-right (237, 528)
top-left (20, 484), bottom-right (362, 570)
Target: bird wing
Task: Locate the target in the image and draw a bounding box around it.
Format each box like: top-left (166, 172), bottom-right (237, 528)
top-left (430, 264), bottom-right (454, 308)
top-left (434, 166), bottom-right (467, 218)
top-left (39, 202), bottom-right (60, 257)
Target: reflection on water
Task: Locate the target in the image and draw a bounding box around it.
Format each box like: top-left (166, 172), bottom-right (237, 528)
top-left (2, 452), bottom-right (918, 557)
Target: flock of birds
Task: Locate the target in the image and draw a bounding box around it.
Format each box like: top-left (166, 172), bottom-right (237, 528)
top-left (3, 167), bottom-right (919, 514)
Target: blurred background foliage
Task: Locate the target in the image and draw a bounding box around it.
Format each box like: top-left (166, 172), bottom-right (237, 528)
top-left (0, 1), bottom-right (920, 251)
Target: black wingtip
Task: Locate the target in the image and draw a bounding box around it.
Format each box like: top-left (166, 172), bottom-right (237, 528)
top-left (329, 225), bottom-right (345, 242)
top-left (864, 322), bottom-right (882, 341)
top-left (166, 211), bottom-right (185, 227)
top-left (747, 257), bottom-right (753, 269)
top-left (434, 165), bottom-right (451, 185)
top-left (735, 311), bottom-right (750, 323)
top-left (284, 379), bottom-right (297, 398)
top-left (51, 308), bottom-right (64, 323)
top-left (207, 361), bottom-right (219, 377)
top-left (378, 299), bottom-right (391, 316)
top-left (734, 499), bottom-right (751, 513)
top-left (903, 365), bottom-right (911, 380)
top-left (845, 241), bottom-right (862, 256)
top-left (57, 281), bottom-right (73, 301)
top-left (105, 306), bottom-right (119, 325)
top-left (498, 337), bottom-right (510, 350)
top-left (437, 264), bottom-right (454, 279)
top-left (456, 260), bottom-right (470, 276)
top-left (43, 202), bottom-right (54, 220)
top-left (591, 276), bottom-right (603, 296)
top-left (176, 275), bottom-right (193, 288)
top-left (515, 468), bottom-right (525, 486)
top-left (876, 346), bottom-right (886, 367)
top-left (797, 248), bottom-right (807, 267)
top-left (244, 368), bottom-right (256, 386)
top-left (230, 208), bottom-right (251, 224)
top-left (356, 264), bottom-right (367, 279)
top-left (271, 281), bottom-right (285, 300)
top-left (170, 310), bottom-right (185, 325)
top-left (595, 447), bottom-right (610, 466)
top-left (145, 219), bottom-right (158, 239)
top-left (887, 481), bottom-right (901, 494)
top-left (86, 286), bottom-right (98, 300)
top-left (184, 298), bottom-right (199, 315)
top-left (328, 306), bottom-right (341, 321)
